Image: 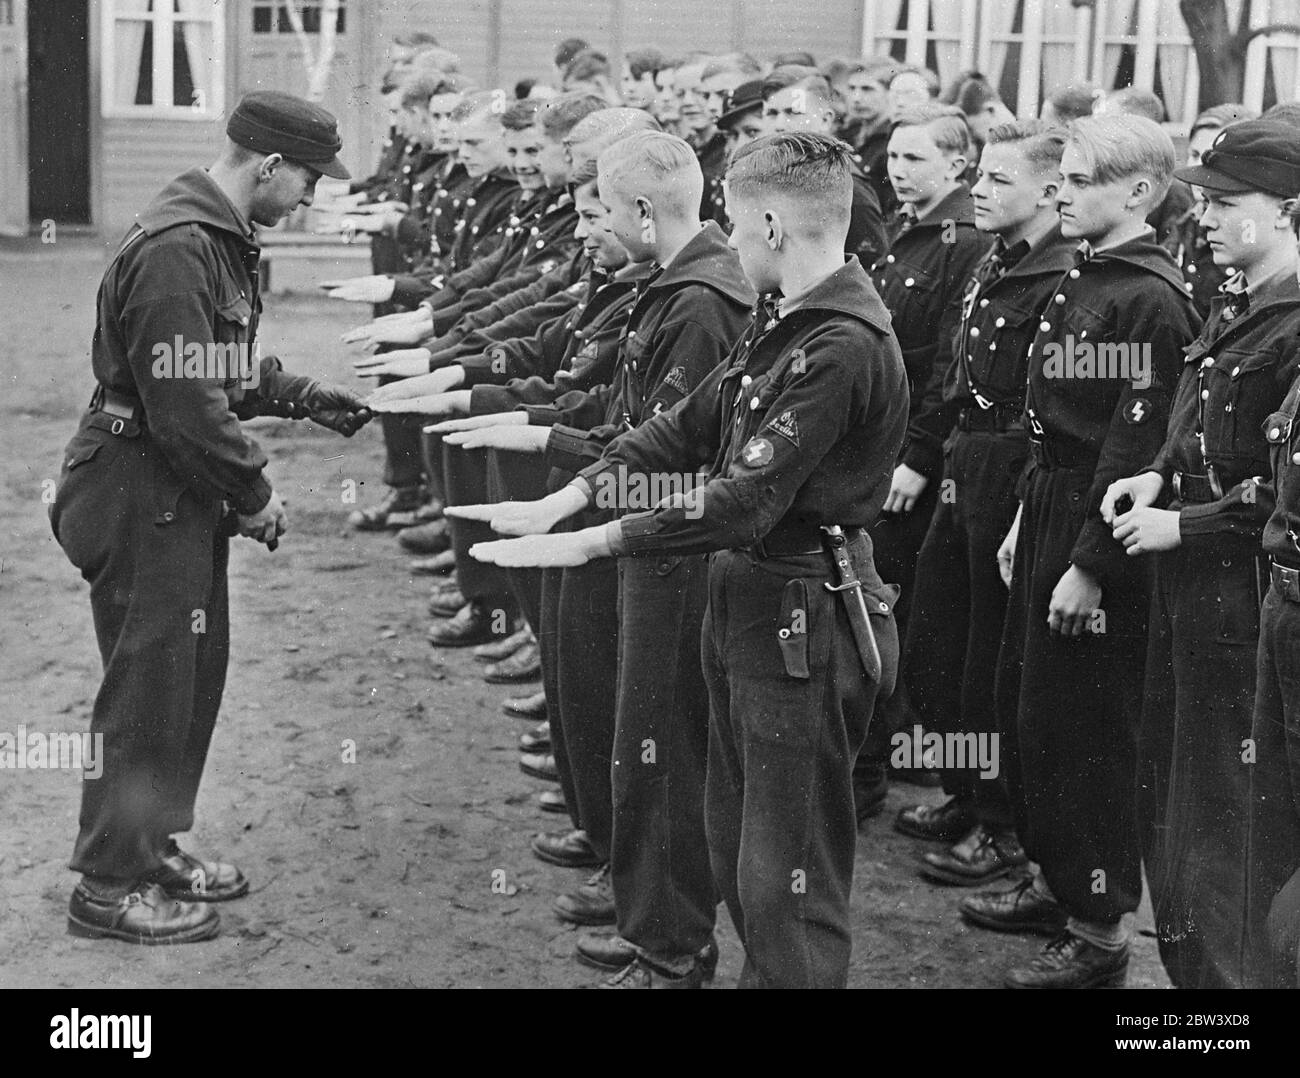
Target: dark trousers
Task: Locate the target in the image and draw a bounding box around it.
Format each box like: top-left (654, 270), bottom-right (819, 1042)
top-left (994, 462), bottom-right (1145, 925)
top-left (538, 554), bottom-right (619, 858)
top-left (1139, 538), bottom-right (1269, 987)
top-left (442, 442), bottom-right (513, 609)
top-left (485, 449), bottom-right (550, 630)
top-left (378, 378), bottom-right (428, 492)
top-left (51, 422), bottom-right (230, 880)
top-left (610, 555), bottom-right (716, 962)
top-left (703, 547), bottom-right (898, 988)
top-left (858, 477), bottom-right (939, 763)
top-left (906, 430), bottom-right (1024, 826)
top-left (1248, 587), bottom-right (1300, 986)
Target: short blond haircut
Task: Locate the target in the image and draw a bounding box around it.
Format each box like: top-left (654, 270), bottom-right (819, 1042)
top-left (596, 130), bottom-right (703, 220)
top-left (1066, 113), bottom-right (1175, 203)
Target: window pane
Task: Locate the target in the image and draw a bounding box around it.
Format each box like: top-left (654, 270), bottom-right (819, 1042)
top-left (175, 19), bottom-right (213, 110)
top-left (114, 19), bottom-right (153, 106)
top-left (253, 5), bottom-right (271, 33)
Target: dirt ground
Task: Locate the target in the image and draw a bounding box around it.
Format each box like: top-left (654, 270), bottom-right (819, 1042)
top-left (0, 238), bottom-right (1167, 989)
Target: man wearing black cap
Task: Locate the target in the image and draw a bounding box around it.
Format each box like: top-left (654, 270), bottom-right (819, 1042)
top-left (1101, 118), bottom-right (1300, 988)
top-left (718, 78), bottom-right (764, 153)
top-left (49, 91), bottom-right (371, 945)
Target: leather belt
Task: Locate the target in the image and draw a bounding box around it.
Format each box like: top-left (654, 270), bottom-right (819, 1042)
top-left (750, 522), bottom-right (851, 559)
top-left (1271, 559), bottom-right (1300, 603)
top-left (957, 405), bottom-right (1025, 433)
top-left (1028, 437), bottom-right (1095, 470)
top-left (1173, 471), bottom-right (1216, 504)
top-left (88, 384), bottom-right (143, 435)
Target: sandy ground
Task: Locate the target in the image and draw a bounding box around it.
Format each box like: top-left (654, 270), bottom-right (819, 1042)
top-left (0, 237), bottom-right (1167, 988)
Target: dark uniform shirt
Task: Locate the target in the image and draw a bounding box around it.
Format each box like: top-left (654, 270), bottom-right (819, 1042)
top-left (79, 168), bottom-right (316, 515)
top-left (907, 224), bottom-right (1078, 476)
top-left (543, 222), bottom-right (755, 474)
top-left (578, 258), bottom-right (908, 556)
top-left (1146, 268), bottom-right (1300, 543)
top-left (1022, 230), bottom-right (1201, 582)
top-left (870, 184), bottom-right (990, 479)
top-left (463, 263), bottom-right (649, 414)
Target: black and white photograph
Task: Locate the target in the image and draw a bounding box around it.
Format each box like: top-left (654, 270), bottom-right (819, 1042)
top-left (0, 0), bottom-right (1297, 1028)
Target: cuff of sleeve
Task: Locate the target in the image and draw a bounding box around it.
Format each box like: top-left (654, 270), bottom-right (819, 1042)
top-left (522, 405), bottom-right (560, 425)
top-left (1068, 520), bottom-right (1120, 586)
top-left (459, 356), bottom-right (496, 387)
top-left (901, 441), bottom-right (944, 482)
top-left (604, 520), bottom-right (627, 555)
top-left (233, 472), bottom-right (273, 516)
top-left (546, 425), bottom-right (602, 473)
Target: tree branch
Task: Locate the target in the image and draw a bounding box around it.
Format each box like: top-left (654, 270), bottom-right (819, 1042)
top-left (1239, 21), bottom-right (1300, 44)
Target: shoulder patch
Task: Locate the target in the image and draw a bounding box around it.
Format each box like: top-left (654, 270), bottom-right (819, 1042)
top-left (764, 409), bottom-right (800, 447)
top-left (663, 366), bottom-right (690, 394)
top-left (1123, 398), bottom-right (1154, 425)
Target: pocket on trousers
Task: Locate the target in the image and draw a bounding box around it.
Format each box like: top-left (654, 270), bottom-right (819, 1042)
top-left (777, 578), bottom-right (811, 679)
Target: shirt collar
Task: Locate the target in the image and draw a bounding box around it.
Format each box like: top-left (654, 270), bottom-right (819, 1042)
top-left (777, 263), bottom-right (844, 318)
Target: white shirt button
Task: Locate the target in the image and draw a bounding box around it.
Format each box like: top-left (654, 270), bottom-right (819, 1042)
top-left (1040, 321), bottom-right (1051, 332)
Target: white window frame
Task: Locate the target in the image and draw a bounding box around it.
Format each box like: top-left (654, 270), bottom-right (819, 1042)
top-left (101, 0), bottom-right (225, 120)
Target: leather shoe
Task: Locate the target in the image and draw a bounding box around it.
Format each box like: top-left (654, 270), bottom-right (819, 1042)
top-left (531, 828), bottom-right (600, 868)
top-left (519, 721), bottom-right (550, 753)
top-left (600, 956), bottom-right (703, 989)
top-left (576, 932), bottom-right (719, 982)
top-left (538, 789), bottom-right (567, 814)
top-left (143, 839), bottom-right (249, 901)
top-left (410, 550), bottom-right (457, 575)
top-left (397, 519), bottom-right (450, 554)
top-left (427, 601), bottom-right (507, 647)
top-left (919, 825), bottom-right (1027, 886)
top-left (484, 641), bottom-right (541, 683)
top-left (519, 752), bottom-right (558, 781)
top-left (894, 796), bottom-right (977, 842)
top-left (554, 864), bottom-right (615, 926)
top-left (474, 627), bottom-right (531, 662)
top-left (68, 880), bottom-right (221, 944)
top-left (959, 877), bottom-right (1068, 936)
top-left (347, 485), bottom-right (427, 532)
top-left (502, 691), bottom-right (547, 720)
top-left (1004, 932), bottom-right (1129, 989)
top-left (428, 588), bottom-right (468, 618)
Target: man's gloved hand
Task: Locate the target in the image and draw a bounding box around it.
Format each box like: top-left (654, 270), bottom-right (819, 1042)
top-left (301, 382), bottom-right (374, 436)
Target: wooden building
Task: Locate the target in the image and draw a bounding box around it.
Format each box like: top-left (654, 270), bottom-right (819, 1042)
top-left (2, 0), bottom-right (1299, 238)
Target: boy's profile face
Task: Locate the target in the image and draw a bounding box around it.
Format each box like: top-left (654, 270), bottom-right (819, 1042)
top-left (725, 188), bottom-right (781, 294)
top-left (887, 123), bottom-right (960, 208)
top-left (1055, 142), bottom-right (1142, 240)
top-left (573, 183), bottom-right (629, 270)
top-left (597, 173), bottom-right (655, 260)
top-left (458, 118), bottom-right (504, 177)
top-left (971, 142), bottom-right (1052, 236)
top-left (1199, 190), bottom-right (1284, 270)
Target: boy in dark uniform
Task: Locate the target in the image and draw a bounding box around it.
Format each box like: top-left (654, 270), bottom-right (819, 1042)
top-left (963, 114), bottom-right (1201, 989)
top-left (458, 132), bottom-right (908, 988)
top-left (857, 104), bottom-right (989, 807)
top-left (897, 121), bottom-right (1073, 885)
top-left (448, 131), bottom-right (754, 987)
top-left (1248, 197), bottom-right (1300, 989)
top-left (1104, 120), bottom-right (1300, 988)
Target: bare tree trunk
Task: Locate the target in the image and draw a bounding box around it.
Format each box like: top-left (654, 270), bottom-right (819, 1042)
top-left (282, 0), bottom-right (339, 103)
top-left (1181, 0), bottom-right (1243, 109)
